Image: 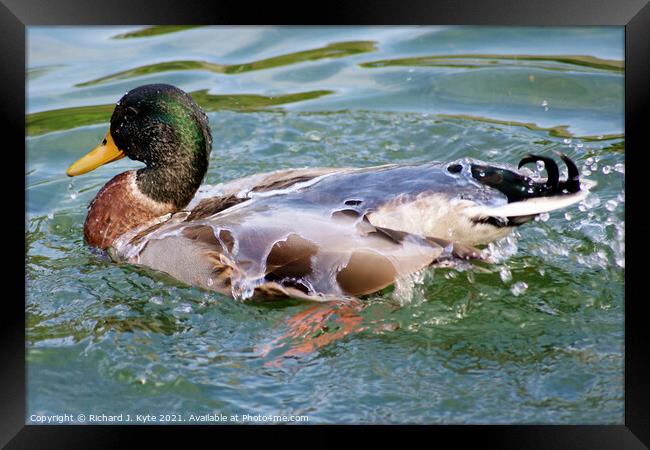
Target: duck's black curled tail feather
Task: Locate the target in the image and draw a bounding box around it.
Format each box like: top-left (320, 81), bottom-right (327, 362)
top-left (466, 153), bottom-right (592, 223)
top-left (471, 153), bottom-right (583, 204)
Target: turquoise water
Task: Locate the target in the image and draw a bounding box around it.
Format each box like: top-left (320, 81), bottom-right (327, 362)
top-left (26, 26), bottom-right (624, 424)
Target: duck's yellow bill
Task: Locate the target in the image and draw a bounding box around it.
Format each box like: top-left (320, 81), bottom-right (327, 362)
top-left (66, 132), bottom-right (126, 177)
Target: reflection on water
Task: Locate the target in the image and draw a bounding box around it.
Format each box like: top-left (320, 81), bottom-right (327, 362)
top-left (26, 89), bottom-right (333, 136)
top-left (75, 41), bottom-right (377, 87)
top-left (111, 25), bottom-right (202, 39)
top-left (26, 26), bottom-right (624, 424)
top-left (361, 53), bottom-right (623, 72)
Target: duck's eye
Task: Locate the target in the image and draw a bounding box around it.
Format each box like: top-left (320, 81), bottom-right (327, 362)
top-left (448, 164), bottom-right (462, 174)
top-left (125, 106), bottom-right (138, 118)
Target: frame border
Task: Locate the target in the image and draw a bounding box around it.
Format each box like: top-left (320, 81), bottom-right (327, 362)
top-left (5, 0), bottom-right (648, 447)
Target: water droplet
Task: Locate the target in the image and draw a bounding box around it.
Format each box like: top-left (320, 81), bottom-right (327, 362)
top-left (602, 165), bottom-right (611, 174)
top-left (444, 271), bottom-right (458, 280)
top-left (564, 212), bottom-right (572, 221)
top-left (499, 266), bottom-right (512, 283)
top-left (614, 163), bottom-right (625, 174)
top-left (585, 157), bottom-right (594, 165)
top-left (541, 99), bottom-right (548, 107)
top-left (305, 130), bottom-right (322, 142)
top-left (576, 143), bottom-right (584, 149)
top-left (590, 163), bottom-right (598, 171)
top-left (511, 281), bottom-right (528, 297)
top-left (584, 193), bottom-right (601, 209)
top-left (563, 138), bottom-right (572, 145)
top-left (67, 182), bottom-right (78, 200)
top-left (582, 169), bottom-right (592, 176)
top-left (605, 200), bottom-right (618, 211)
top-left (536, 160), bottom-right (545, 171)
top-left (150, 296), bottom-right (163, 305)
top-left (539, 212), bottom-right (550, 222)
top-left (47, 212), bottom-right (54, 220)
top-left (174, 303), bottom-right (192, 314)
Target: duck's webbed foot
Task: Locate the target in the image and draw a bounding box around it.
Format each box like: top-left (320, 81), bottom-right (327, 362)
top-left (256, 299), bottom-right (399, 365)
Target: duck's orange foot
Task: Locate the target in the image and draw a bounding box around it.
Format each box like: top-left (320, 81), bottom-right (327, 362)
top-left (257, 299), bottom-right (399, 366)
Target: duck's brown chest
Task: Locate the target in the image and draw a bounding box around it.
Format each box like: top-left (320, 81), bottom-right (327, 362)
top-left (84, 171), bottom-right (175, 249)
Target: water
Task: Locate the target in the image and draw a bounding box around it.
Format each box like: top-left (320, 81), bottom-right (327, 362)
top-left (26, 26), bottom-right (624, 424)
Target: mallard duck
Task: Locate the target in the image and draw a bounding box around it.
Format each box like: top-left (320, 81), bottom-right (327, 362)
top-left (67, 84), bottom-right (591, 301)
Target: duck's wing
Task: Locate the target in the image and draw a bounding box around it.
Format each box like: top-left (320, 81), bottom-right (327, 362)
top-left (185, 166), bottom-right (360, 219)
top-left (115, 202), bottom-right (483, 301)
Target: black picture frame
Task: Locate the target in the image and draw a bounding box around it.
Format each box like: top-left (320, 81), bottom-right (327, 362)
top-left (5, 0), bottom-right (648, 447)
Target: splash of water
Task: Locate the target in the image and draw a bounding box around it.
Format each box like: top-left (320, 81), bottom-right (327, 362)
top-left (487, 231), bottom-right (520, 263)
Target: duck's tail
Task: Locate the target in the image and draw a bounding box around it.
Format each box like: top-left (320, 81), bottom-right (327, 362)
top-left (466, 153), bottom-right (595, 225)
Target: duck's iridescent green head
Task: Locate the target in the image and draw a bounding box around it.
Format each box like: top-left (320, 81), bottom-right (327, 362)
top-left (67, 84), bottom-right (212, 209)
